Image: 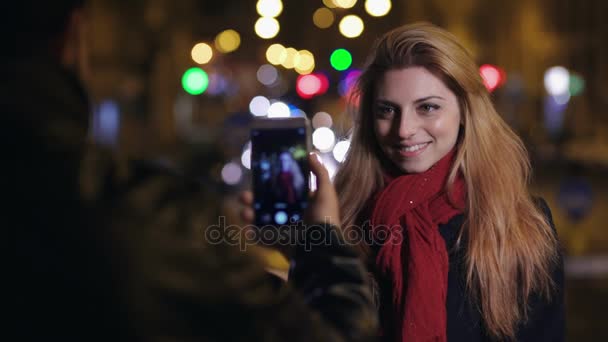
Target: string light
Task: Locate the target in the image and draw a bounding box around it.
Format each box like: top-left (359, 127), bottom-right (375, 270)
top-left (339, 15), bottom-right (364, 38)
top-left (255, 17), bottom-right (280, 39)
top-left (313, 7), bottom-right (334, 29)
top-left (364, 0), bottom-right (392, 17)
top-left (191, 43), bottom-right (213, 64)
top-left (256, 0), bottom-right (283, 18)
top-left (215, 30), bottom-right (241, 53)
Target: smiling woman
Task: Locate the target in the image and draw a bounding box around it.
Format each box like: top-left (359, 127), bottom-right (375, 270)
top-left (373, 67), bottom-right (461, 174)
top-left (333, 22), bottom-right (565, 342)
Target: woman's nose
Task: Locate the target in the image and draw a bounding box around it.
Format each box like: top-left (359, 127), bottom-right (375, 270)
top-left (396, 111), bottom-right (420, 139)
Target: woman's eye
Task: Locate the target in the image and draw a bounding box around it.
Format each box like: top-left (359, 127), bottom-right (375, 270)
top-left (376, 106), bottom-right (395, 117)
top-left (419, 103), bottom-right (440, 113)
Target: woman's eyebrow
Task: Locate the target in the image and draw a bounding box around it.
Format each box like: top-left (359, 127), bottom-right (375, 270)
top-left (413, 95), bottom-right (445, 103)
top-left (374, 99), bottom-right (399, 106)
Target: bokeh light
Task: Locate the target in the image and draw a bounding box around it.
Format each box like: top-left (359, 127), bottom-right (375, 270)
top-left (364, 0), bottom-right (392, 17)
top-left (268, 101), bottom-right (291, 118)
top-left (241, 141), bottom-right (252, 169)
top-left (544, 66), bottom-right (570, 96)
top-left (296, 74), bottom-right (322, 99)
top-left (92, 100), bottom-right (120, 146)
top-left (315, 72), bottom-right (330, 95)
top-left (569, 73), bottom-right (585, 96)
top-left (281, 47), bottom-right (299, 69)
top-left (191, 43), bottom-right (213, 64)
top-left (221, 162), bottom-right (242, 185)
top-left (335, 0), bottom-right (357, 9)
top-left (330, 48), bottom-right (352, 71)
top-left (255, 17), bottom-right (280, 39)
top-left (312, 112), bottom-right (333, 129)
top-left (182, 67), bottom-right (209, 95)
top-left (479, 64), bottom-right (506, 92)
top-left (256, 0), bottom-right (283, 18)
top-left (339, 15), bottom-right (364, 38)
top-left (312, 127), bottom-right (336, 152)
top-left (322, 0), bottom-right (337, 8)
top-left (249, 96), bottom-right (271, 116)
top-left (332, 140), bottom-right (351, 162)
top-left (266, 44), bottom-right (286, 65)
top-left (313, 7), bottom-right (334, 29)
top-left (215, 29), bottom-right (241, 53)
top-left (257, 64), bottom-right (279, 86)
top-left (290, 108), bottom-right (306, 117)
top-left (295, 50), bottom-right (315, 74)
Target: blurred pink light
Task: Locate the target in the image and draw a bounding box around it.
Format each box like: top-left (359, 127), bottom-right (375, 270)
top-left (296, 74), bottom-right (322, 99)
top-left (479, 64), bottom-right (506, 92)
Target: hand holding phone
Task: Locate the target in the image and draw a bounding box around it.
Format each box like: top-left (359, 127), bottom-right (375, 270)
top-left (239, 153), bottom-right (340, 228)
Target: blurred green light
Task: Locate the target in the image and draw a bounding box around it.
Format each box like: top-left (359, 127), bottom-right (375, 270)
top-left (330, 49), bottom-right (352, 71)
top-left (182, 67), bottom-right (209, 95)
top-left (569, 74), bottom-right (585, 96)
top-left (292, 146), bottom-right (307, 159)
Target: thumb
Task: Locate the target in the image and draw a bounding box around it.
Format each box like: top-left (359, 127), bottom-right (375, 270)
top-left (308, 153), bottom-right (330, 190)
top-left (306, 152), bottom-right (340, 227)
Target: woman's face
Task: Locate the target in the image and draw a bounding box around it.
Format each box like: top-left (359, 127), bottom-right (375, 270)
top-left (373, 67), bottom-right (461, 174)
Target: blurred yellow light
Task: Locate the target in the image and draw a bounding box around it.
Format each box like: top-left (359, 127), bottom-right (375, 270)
top-left (295, 50), bottom-right (315, 74)
top-left (191, 43), bottom-right (213, 64)
top-left (281, 47), bottom-right (300, 69)
top-left (364, 0), bottom-right (391, 17)
top-left (255, 17), bottom-right (280, 39)
top-left (266, 44), bottom-right (286, 65)
top-left (322, 0), bottom-right (337, 8)
top-left (335, 0), bottom-right (357, 9)
top-left (256, 0), bottom-right (283, 18)
top-left (295, 62), bottom-right (315, 75)
top-left (339, 15), bottom-right (364, 38)
top-left (215, 29), bottom-right (241, 53)
top-left (313, 7), bottom-right (334, 29)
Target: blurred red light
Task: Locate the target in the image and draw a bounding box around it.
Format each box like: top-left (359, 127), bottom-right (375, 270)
top-left (315, 72), bottom-right (330, 96)
top-left (296, 74), bottom-right (322, 99)
top-left (480, 64), bottom-right (506, 92)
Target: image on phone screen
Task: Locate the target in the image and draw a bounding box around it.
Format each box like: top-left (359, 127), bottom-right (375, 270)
top-left (251, 126), bottom-right (309, 227)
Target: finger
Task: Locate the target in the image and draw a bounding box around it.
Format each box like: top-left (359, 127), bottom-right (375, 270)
top-left (308, 153), bottom-right (330, 189)
top-left (240, 207), bottom-right (255, 223)
top-left (239, 191), bottom-right (254, 205)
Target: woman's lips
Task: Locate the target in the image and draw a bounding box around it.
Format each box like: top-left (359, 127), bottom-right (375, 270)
top-left (394, 142), bottom-right (431, 157)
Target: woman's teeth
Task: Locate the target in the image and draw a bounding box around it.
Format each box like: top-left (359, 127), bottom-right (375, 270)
top-left (399, 142), bottom-right (429, 152)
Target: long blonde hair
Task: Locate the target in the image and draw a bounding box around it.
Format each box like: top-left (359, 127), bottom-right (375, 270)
top-left (333, 22), bottom-right (560, 340)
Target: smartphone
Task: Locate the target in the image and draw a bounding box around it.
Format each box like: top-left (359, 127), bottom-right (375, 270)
top-left (251, 117), bottom-right (311, 228)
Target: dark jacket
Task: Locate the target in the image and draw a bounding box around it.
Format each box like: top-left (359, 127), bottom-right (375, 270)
top-left (375, 199), bottom-right (565, 341)
top-left (4, 56), bottom-right (378, 341)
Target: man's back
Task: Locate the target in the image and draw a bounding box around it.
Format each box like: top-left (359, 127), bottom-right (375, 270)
top-left (4, 55), bottom-right (378, 341)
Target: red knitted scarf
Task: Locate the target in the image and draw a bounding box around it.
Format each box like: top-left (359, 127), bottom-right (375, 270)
top-left (370, 150), bottom-right (466, 342)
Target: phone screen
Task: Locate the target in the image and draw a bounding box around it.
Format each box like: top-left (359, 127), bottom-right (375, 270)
top-left (251, 126), bottom-right (309, 227)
